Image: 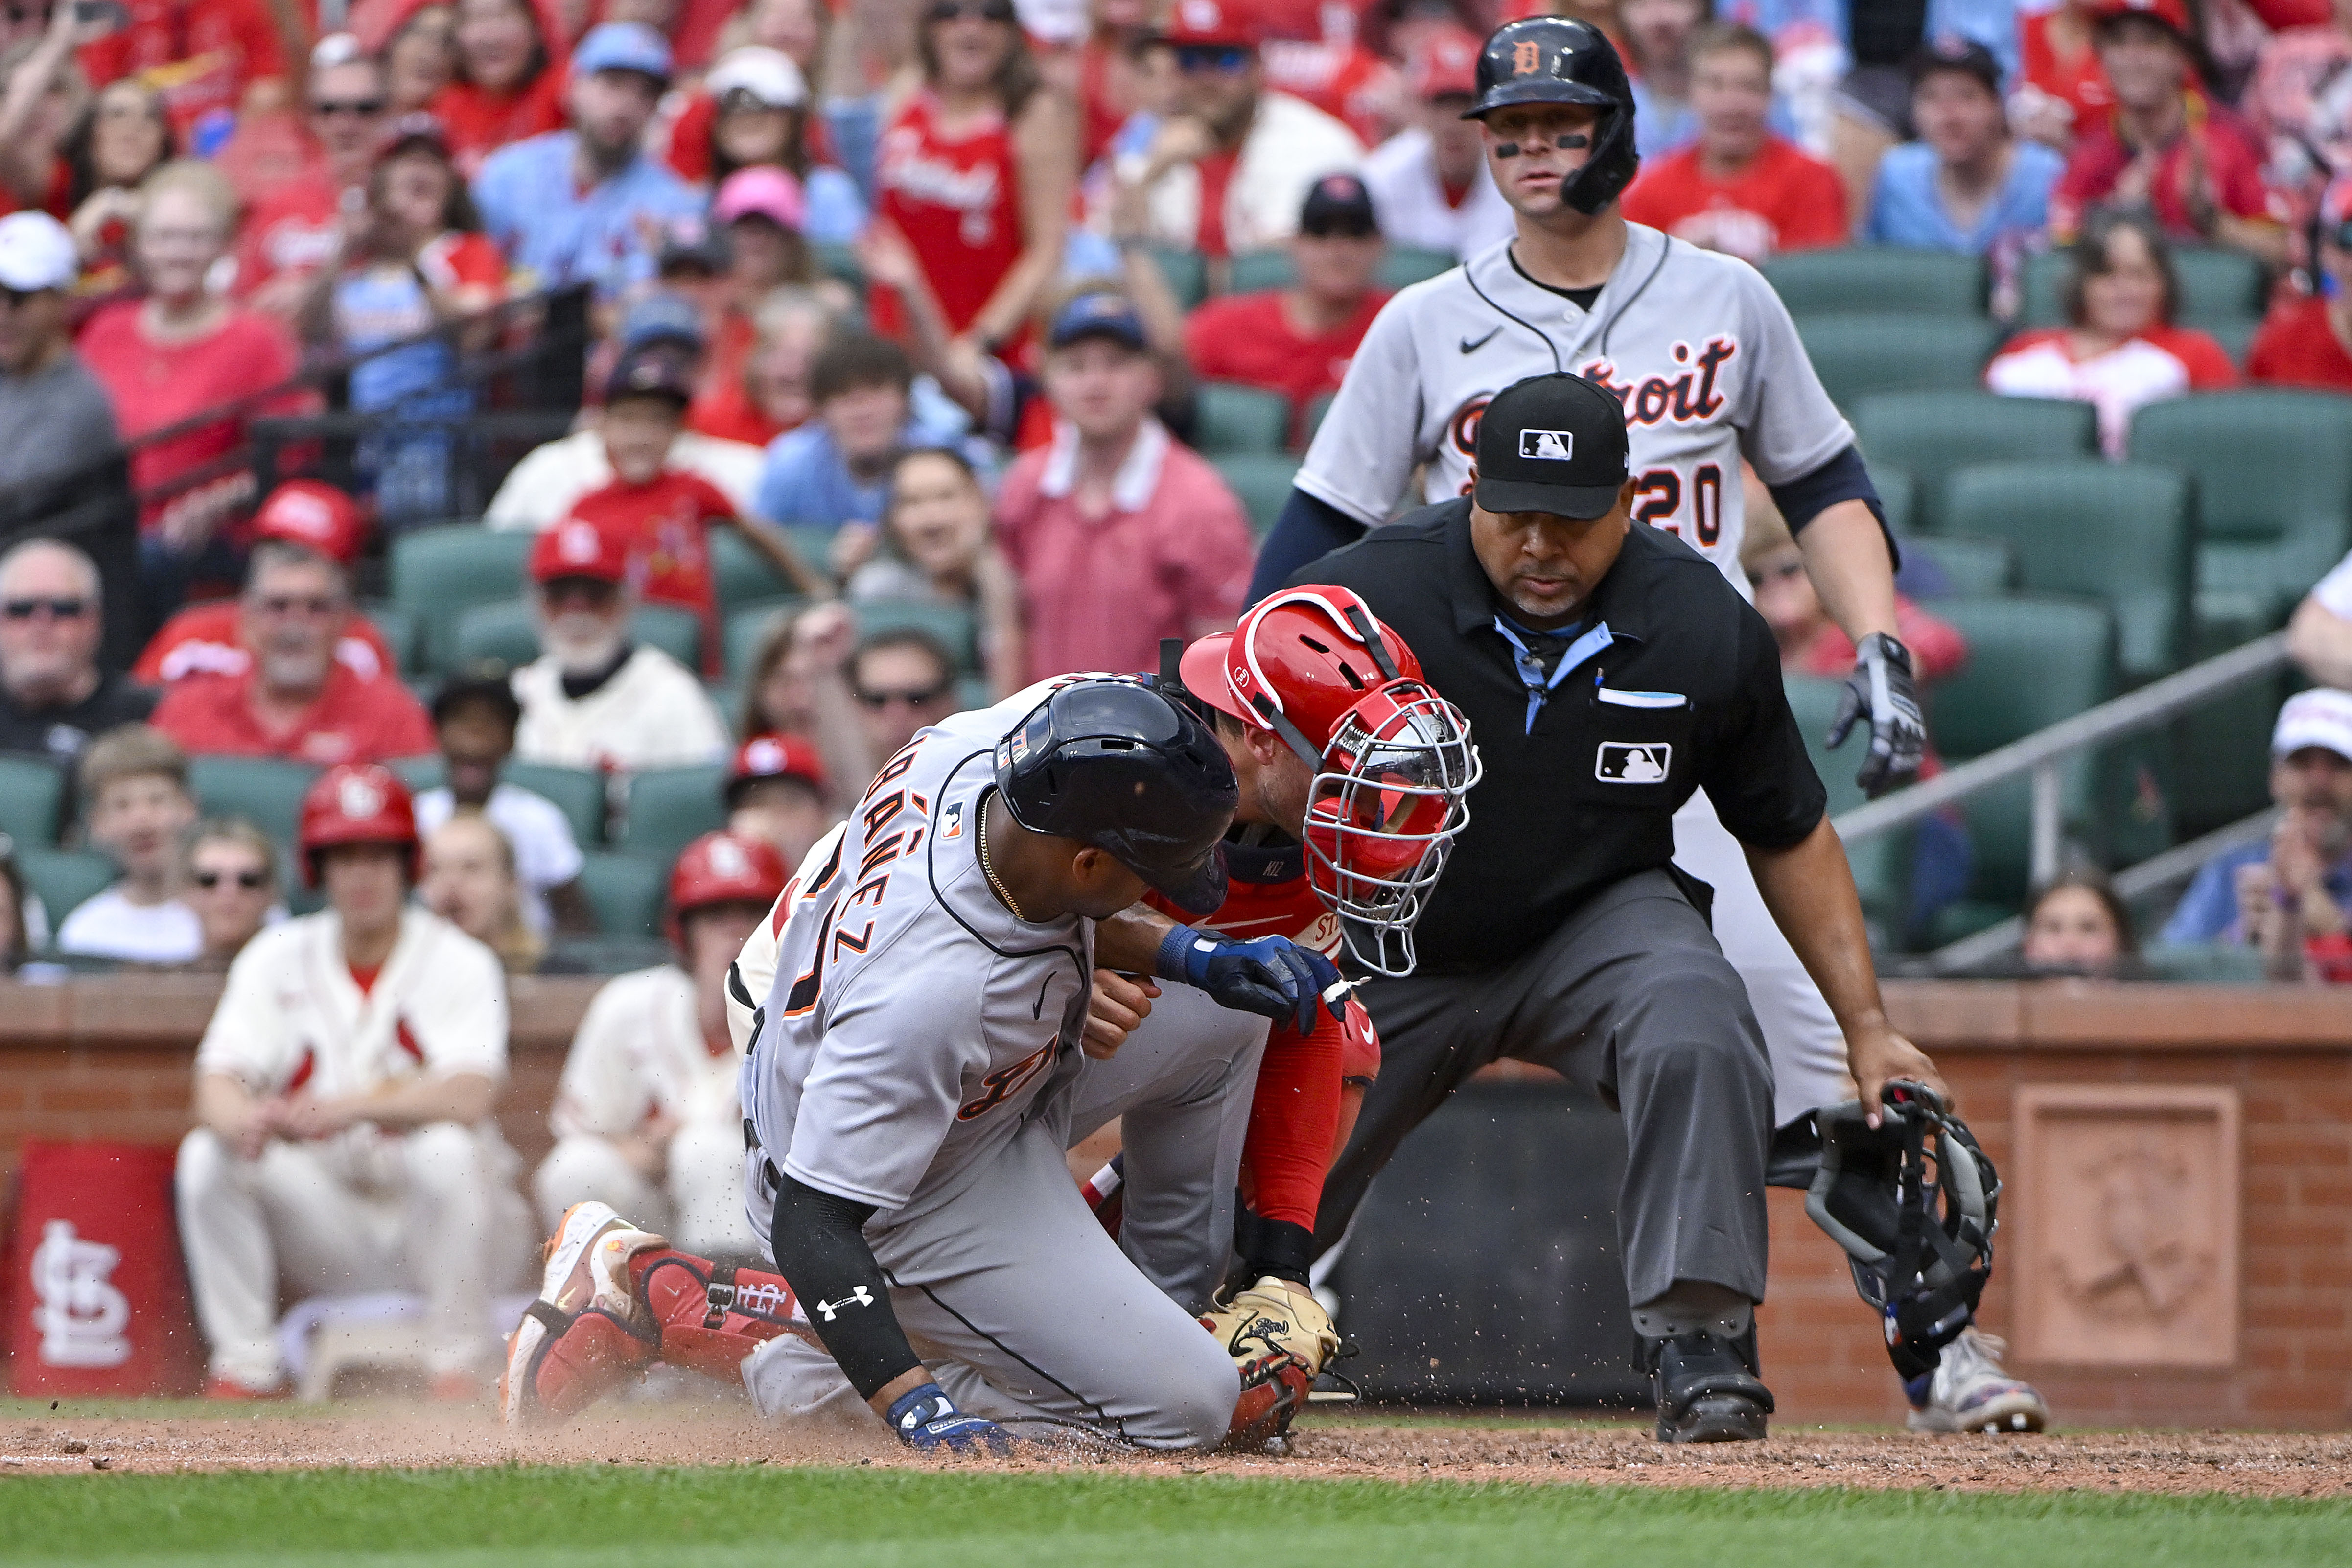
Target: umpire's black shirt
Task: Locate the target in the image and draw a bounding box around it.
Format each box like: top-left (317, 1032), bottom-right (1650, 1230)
top-left (1289, 498), bottom-right (1826, 974)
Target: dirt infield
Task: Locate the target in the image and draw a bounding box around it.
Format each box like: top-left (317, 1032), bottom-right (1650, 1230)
top-left (5, 1404), bottom-right (2350, 1497)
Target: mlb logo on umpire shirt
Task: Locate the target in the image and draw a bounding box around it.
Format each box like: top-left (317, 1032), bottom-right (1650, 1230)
top-left (1519, 429), bottom-right (1574, 461)
top-left (1595, 742), bottom-right (1670, 783)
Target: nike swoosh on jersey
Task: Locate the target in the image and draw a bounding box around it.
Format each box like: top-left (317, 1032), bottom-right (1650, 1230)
top-left (1459, 327), bottom-right (1500, 354)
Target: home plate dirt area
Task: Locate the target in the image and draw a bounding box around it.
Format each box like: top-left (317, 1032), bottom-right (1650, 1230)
top-left (5, 1403), bottom-right (2352, 1497)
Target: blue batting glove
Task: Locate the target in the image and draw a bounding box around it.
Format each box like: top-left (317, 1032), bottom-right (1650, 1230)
top-left (886, 1382), bottom-right (1014, 1455)
top-left (1155, 926), bottom-right (1342, 1034)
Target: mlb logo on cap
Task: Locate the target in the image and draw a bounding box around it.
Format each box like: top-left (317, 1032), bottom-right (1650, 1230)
top-left (1519, 429), bottom-right (1575, 461)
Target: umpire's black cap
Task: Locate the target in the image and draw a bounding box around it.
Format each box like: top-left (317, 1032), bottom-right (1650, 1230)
top-left (994, 679), bottom-right (1237, 915)
top-left (1473, 373), bottom-right (1631, 520)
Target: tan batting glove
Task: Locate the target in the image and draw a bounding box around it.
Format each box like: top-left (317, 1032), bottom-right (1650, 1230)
top-left (1201, 1276), bottom-right (1340, 1381)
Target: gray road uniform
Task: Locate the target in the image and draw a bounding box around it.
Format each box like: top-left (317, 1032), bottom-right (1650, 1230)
top-left (735, 683), bottom-right (1239, 1448)
top-left (1293, 226), bottom-right (1865, 1124)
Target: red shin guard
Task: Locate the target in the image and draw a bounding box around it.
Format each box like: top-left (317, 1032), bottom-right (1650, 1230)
top-left (629, 1249), bottom-right (808, 1384)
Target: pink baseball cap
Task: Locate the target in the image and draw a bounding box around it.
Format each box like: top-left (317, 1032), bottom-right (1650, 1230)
top-left (714, 166), bottom-right (808, 234)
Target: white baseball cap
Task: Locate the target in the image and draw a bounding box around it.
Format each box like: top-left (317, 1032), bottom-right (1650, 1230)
top-left (2272, 688), bottom-right (2352, 761)
top-left (705, 46), bottom-right (806, 109)
top-left (0, 212), bottom-right (77, 293)
top-left (1015, 0), bottom-right (1088, 45)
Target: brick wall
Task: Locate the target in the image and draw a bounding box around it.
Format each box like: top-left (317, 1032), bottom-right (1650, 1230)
top-left (2, 976), bottom-right (2347, 1429)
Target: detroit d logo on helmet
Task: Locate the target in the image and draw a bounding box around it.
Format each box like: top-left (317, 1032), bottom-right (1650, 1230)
top-left (337, 774), bottom-right (385, 820)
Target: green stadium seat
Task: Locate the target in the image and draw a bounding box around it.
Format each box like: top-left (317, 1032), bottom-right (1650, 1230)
top-left (1793, 314), bottom-right (2003, 411)
top-left (187, 756), bottom-right (321, 849)
top-left (2019, 244), bottom-right (2266, 330)
top-left (357, 600), bottom-right (423, 677)
top-left (812, 241), bottom-right (866, 298)
top-left (1852, 392), bottom-right (2098, 532)
top-left (1783, 675), bottom-right (1909, 933)
top-left (502, 762), bottom-right (609, 848)
top-left (712, 528), bottom-right (803, 614)
top-left (2209, 317), bottom-right (2259, 369)
top-left (388, 525), bottom-right (534, 672)
top-left (852, 598), bottom-right (979, 672)
top-left (575, 850), bottom-right (669, 939)
top-left (1944, 461), bottom-right (2195, 683)
top-left (2126, 390), bottom-right (2352, 632)
top-left (451, 602), bottom-right (702, 673)
top-left (0, 754), bottom-right (66, 848)
top-left (385, 756), bottom-right (607, 848)
top-left (19, 848), bottom-right (115, 942)
top-left (1145, 244), bottom-right (1209, 311)
top-left (1379, 247), bottom-right (1457, 290)
top-left (1214, 453), bottom-right (1303, 538)
top-left (1926, 595), bottom-right (2118, 908)
top-left (616, 764), bottom-right (728, 864)
top-left (1227, 249), bottom-right (1292, 293)
top-left (1760, 247), bottom-right (1984, 316)
top-left (1192, 382), bottom-right (1291, 454)
top-left (725, 597), bottom-right (807, 682)
top-left (1904, 533), bottom-right (2015, 598)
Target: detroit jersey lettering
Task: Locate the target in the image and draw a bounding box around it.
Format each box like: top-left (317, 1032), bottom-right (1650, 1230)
top-left (740, 681), bottom-right (1106, 1224)
top-left (1293, 223), bottom-right (1854, 593)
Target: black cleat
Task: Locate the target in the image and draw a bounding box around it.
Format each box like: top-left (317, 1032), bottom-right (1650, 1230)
top-left (1647, 1329), bottom-right (1774, 1443)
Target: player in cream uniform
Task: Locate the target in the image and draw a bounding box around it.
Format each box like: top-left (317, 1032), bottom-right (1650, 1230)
top-left (532, 832), bottom-right (789, 1258)
top-left (176, 765), bottom-right (530, 1400)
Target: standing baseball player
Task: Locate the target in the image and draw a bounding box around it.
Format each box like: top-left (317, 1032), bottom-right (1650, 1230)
top-left (531, 831), bottom-right (789, 1258)
top-left (177, 764), bottom-right (531, 1400)
top-left (1247, 14), bottom-right (2047, 1436)
top-left (508, 677), bottom-right (1325, 1451)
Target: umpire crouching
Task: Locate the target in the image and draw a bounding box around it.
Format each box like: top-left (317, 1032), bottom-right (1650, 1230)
top-left (1294, 373), bottom-right (1946, 1443)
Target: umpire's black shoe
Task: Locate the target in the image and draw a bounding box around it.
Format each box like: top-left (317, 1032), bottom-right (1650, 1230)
top-left (1646, 1328), bottom-right (1774, 1443)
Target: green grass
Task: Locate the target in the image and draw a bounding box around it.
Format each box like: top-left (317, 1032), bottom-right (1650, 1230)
top-left (0, 1466), bottom-right (2346, 1568)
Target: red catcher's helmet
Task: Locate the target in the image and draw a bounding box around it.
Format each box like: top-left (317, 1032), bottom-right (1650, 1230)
top-left (297, 763), bottom-right (420, 887)
top-left (1178, 587), bottom-right (1480, 976)
top-left (667, 830), bottom-right (789, 945)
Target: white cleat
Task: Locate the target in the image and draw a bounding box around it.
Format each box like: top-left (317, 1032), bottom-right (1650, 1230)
top-left (1906, 1328), bottom-right (2051, 1435)
top-left (499, 1202), bottom-right (667, 1428)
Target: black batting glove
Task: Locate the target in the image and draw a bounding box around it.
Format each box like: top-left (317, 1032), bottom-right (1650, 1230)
top-left (1825, 631), bottom-right (1926, 797)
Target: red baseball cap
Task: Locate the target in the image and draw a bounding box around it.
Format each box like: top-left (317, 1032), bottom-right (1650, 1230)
top-left (2089, 0), bottom-right (2193, 41)
top-left (252, 480), bottom-right (367, 565)
top-left (530, 516), bottom-right (630, 585)
top-left (1162, 0), bottom-right (1258, 48)
top-left (1406, 24), bottom-right (1482, 100)
top-left (728, 732), bottom-right (828, 803)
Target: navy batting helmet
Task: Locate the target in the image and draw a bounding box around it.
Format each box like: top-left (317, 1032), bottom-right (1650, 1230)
top-left (1464, 16), bottom-right (1640, 215)
top-left (993, 679), bottom-right (1238, 916)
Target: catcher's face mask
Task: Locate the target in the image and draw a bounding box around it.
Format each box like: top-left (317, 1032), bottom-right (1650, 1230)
top-left (1805, 1082), bottom-right (2000, 1389)
top-left (1303, 679), bottom-right (1480, 977)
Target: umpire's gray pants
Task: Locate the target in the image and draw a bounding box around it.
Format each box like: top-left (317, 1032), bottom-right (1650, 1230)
top-left (1066, 984), bottom-right (1271, 1314)
top-left (741, 1117), bottom-right (1240, 1450)
top-left (1316, 869), bottom-right (1775, 1307)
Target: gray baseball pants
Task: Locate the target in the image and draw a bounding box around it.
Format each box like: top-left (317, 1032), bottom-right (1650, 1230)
top-left (1065, 982), bottom-right (1271, 1314)
top-left (740, 1113), bottom-right (1239, 1450)
top-left (1314, 868), bottom-right (1776, 1308)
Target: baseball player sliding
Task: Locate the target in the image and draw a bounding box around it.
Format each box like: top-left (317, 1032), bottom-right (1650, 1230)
top-left (1250, 16), bottom-right (2046, 1434)
top-left (502, 612), bottom-right (1478, 1449)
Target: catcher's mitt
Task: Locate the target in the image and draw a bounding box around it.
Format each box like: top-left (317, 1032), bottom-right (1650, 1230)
top-left (1805, 1079), bottom-right (1999, 1391)
top-left (1202, 1276), bottom-right (1338, 1447)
